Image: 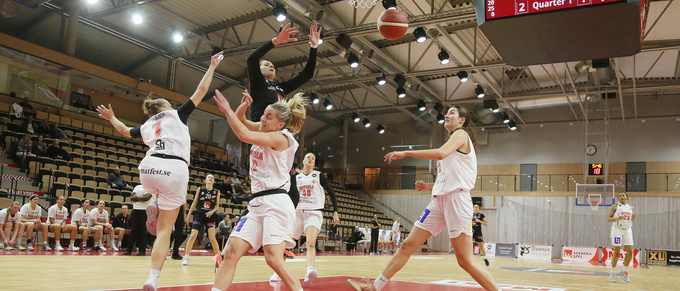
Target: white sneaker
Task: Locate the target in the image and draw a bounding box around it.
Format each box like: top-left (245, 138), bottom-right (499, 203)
top-left (16, 245), bottom-right (26, 251)
top-left (55, 245), bottom-right (64, 251)
top-left (112, 245), bottom-right (120, 251)
top-left (42, 244), bottom-right (52, 251)
top-left (99, 245), bottom-right (107, 251)
top-left (0, 243), bottom-right (4, 249)
top-left (68, 245), bottom-right (80, 251)
top-left (143, 277), bottom-right (158, 291)
top-left (182, 257), bottom-right (189, 266)
top-left (26, 243), bottom-right (34, 250)
top-left (303, 268), bottom-right (318, 286)
top-left (269, 272), bottom-right (281, 282)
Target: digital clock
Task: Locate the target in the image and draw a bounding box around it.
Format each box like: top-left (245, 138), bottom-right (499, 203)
top-left (588, 163), bottom-right (604, 176)
top-left (486, 0), bottom-right (626, 21)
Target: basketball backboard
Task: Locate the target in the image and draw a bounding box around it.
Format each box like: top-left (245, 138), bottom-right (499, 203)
top-left (575, 183), bottom-right (615, 208)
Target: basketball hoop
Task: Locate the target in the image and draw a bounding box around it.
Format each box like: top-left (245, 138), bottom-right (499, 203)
top-left (348, 0), bottom-right (378, 9)
top-left (0, 0), bottom-right (17, 18)
top-left (589, 200), bottom-right (600, 211)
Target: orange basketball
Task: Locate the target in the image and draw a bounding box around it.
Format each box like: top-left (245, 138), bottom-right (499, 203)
top-left (377, 8), bottom-right (408, 40)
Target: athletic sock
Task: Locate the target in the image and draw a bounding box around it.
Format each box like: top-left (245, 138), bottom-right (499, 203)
top-left (611, 266), bottom-right (616, 273)
top-left (149, 269), bottom-right (161, 279)
top-left (69, 241), bottom-right (75, 247)
top-left (622, 265), bottom-right (628, 272)
top-left (374, 274), bottom-right (389, 291)
top-left (482, 256), bottom-right (487, 259)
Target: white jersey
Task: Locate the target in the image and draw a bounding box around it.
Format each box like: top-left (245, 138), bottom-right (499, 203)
top-left (20, 203), bottom-right (42, 220)
top-left (613, 203), bottom-right (633, 230)
top-left (89, 208), bottom-right (109, 227)
top-left (140, 109), bottom-right (191, 164)
top-left (132, 185), bottom-right (153, 210)
top-left (0, 209), bottom-right (21, 224)
top-left (47, 205), bottom-right (68, 225)
top-left (392, 220), bottom-right (400, 234)
top-left (71, 208), bottom-right (90, 226)
top-left (249, 129), bottom-right (298, 194)
top-left (432, 131), bottom-right (477, 196)
top-left (296, 170), bottom-right (327, 210)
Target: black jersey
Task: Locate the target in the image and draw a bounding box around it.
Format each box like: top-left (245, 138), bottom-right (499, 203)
top-left (197, 187), bottom-right (219, 212)
top-left (472, 212), bottom-right (485, 233)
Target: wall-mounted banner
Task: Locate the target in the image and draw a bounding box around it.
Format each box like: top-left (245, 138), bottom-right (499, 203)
top-left (518, 244), bottom-right (552, 260)
top-left (562, 246), bottom-right (598, 263)
top-left (495, 243), bottom-right (516, 258)
top-left (600, 248), bottom-right (640, 266)
top-left (485, 243), bottom-right (496, 257)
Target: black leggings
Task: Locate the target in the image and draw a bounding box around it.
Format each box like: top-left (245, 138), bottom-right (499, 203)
top-left (127, 209), bottom-right (147, 252)
top-left (370, 230), bottom-right (379, 253)
top-left (171, 205), bottom-right (185, 255)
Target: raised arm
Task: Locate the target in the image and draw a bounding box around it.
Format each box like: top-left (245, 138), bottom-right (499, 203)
top-left (385, 129), bottom-right (469, 164)
top-left (235, 90), bottom-right (260, 132)
top-left (280, 23), bottom-right (319, 93)
top-left (189, 52), bottom-right (223, 107)
top-left (96, 104), bottom-right (132, 138)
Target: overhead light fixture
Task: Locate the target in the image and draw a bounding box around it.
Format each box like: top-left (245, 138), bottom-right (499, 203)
top-left (273, 3), bottom-right (287, 22)
top-left (382, 0), bottom-right (397, 9)
top-left (508, 120), bottom-right (517, 130)
top-left (437, 113), bottom-right (445, 124)
top-left (131, 11), bottom-right (143, 24)
top-left (502, 112), bottom-right (510, 124)
top-left (475, 85), bottom-right (485, 98)
top-left (347, 53), bottom-right (360, 68)
top-left (377, 124), bottom-right (385, 134)
top-left (310, 93), bottom-right (320, 104)
top-left (351, 112), bottom-right (360, 122)
top-left (172, 31), bottom-right (184, 43)
top-left (417, 99), bottom-right (426, 111)
top-left (491, 102), bottom-right (500, 113)
top-left (396, 87), bottom-right (406, 98)
top-left (457, 71), bottom-right (468, 83)
top-left (86, 0), bottom-right (98, 4)
top-left (438, 49), bottom-right (450, 65)
top-left (362, 118), bottom-right (371, 128)
top-left (484, 99), bottom-right (499, 113)
top-left (413, 27), bottom-right (427, 43)
top-left (323, 99), bottom-right (333, 110)
top-left (376, 75), bottom-right (386, 85)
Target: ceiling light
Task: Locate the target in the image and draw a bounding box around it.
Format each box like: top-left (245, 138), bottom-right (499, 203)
top-left (376, 75), bottom-right (386, 85)
top-left (172, 31), bottom-right (183, 43)
top-left (310, 93), bottom-right (319, 104)
top-left (417, 99), bottom-right (426, 111)
top-left (273, 3), bottom-right (287, 22)
top-left (382, 0), bottom-right (397, 9)
top-left (396, 87), bottom-right (406, 98)
top-left (86, 0), bottom-right (98, 4)
top-left (347, 53), bottom-right (360, 68)
top-left (131, 11), bottom-right (143, 24)
top-left (457, 71), bottom-right (468, 83)
top-left (508, 120), bottom-right (517, 130)
top-left (502, 112), bottom-right (510, 124)
top-left (437, 113), bottom-right (445, 124)
top-left (438, 49), bottom-right (450, 65)
top-left (362, 118), bottom-right (371, 128)
top-left (323, 99), bottom-right (333, 110)
top-left (475, 85), bottom-right (485, 98)
top-left (377, 124), bottom-right (385, 134)
top-left (413, 27), bottom-right (427, 43)
top-left (484, 99), bottom-right (499, 113)
top-left (351, 112), bottom-right (360, 122)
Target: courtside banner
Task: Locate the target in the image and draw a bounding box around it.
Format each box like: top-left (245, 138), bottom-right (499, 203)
top-left (600, 248), bottom-right (640, 266)
top-left (669, 250), bottom-right (680, 266)
top-left (495, 243), bottom-right (516, 258)
top-left (518, 244), bottom-right (552, 260)
top-left (485, 243), bottom-right (496, 257)
top-left (647, 250), bottom-right (667, 265)
top-left (562, 246), bottom-right (598, 262)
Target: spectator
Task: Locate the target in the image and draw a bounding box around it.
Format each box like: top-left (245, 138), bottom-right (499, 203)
top-left (89, 200), bottom-right (119, 251)
top-left (20, 115), bottom-right (38, 135)
top-left (125, 185), bottom-right (153, 256)
top-left (370, 213), bottom-right (381, 255)
top-left (19, 97), bottom-right (36, 117)
top-left (217, 214), bottom-right (233, 238)
top-left (32, 135), bottom-right (48, 157)
top-left (113, 205), bottom-right (132, 251)
top-left (47, 196), bottom-right (79, 251)
top-left (15, 134), bottom-right (33, 173)
top-left (20, 195), bottom-right (50, 250)
top-left (70, 199), bottom-right (98, 251)
top-left (49, 123), bottom-right (69, 142)
top-left (347, 226), bottom-right (364, 252)
top-left (0, 202), bottom-right (26, 251)
top-left (108, 166), bottom-right (130, 190)
top-left (46, 139), bottom-right (70, 161)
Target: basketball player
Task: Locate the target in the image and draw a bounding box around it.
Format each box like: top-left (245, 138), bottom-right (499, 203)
top-left (71, 199), bottom-right (100, 251)
top-left (96, 51), bottom-right (223, 291)
top-left (90, 200), bottom-right (119, 251)
top-left (472, 204), bottom-right (490, 266)
top-left (0, 202), bottom-right (25, 251)
top-left (47, 196), bottom-right (79, 251)
top-left (269, 152), bottom-right (340, 286)
top-left (211, 89), bottom-right (306, 291)
top-left (348, 106), bottom-right (499, 291)
top-left (608, 192), bottom-right (636, 283)
top-left (247, 22), bottom-right (320, 121)
top-left (20, 195), bottom-right (50, 250)
top-left (182, 174), bottom-right (222, 265)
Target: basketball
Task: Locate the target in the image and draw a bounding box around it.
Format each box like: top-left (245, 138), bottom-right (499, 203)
top-left (377, 8), bottom-right (408, 40)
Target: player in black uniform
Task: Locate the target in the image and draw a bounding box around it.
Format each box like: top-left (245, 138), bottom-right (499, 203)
top-left (182, 174), bottom-right (221, 266)
top-left (247, 22), bottom-right (321, 121)
top-left (472, 204), bottom-right (489, 266)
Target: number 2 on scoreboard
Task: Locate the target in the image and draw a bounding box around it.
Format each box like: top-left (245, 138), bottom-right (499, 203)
top-left (516, 0), bottom-right (528, 14)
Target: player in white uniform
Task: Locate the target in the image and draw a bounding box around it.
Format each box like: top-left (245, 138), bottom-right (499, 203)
top-left (20, 195), bottom-right (49, 251)
top-left (390, 217), bottom-right (401, 252)
top-left (212, 89), bottom-right (306, 291)
top-left (270, 152), bottom-right (340, 285)
top-left (47, 196), bottom-right (79, 251)
top-left (348, 106), bottom-right (499, 291)
top-left (71, 199), bottom-right (100, 251)
top-left (0, 202), bottom-right (26, 250)
top-left (90, 200), bottom-right (118, 251)
top-left (97, 52), bottom-right (222, 291)
top-left (608, 192), bottom-right (636, 283)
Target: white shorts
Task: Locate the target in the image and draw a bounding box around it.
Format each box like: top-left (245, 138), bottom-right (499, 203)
top-left (611, 226), bottom-right (633, 247)
top-left (291, 209), bottom-right (323, 240)
top-left (414, 191), bottom-right (473, 239)
top-left (138, 156), bottom-right (188, 211)
top-left (229, 194), bottom-right (296, 253)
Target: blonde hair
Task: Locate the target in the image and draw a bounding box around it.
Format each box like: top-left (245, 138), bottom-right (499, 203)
top-left (445, 105), bottom-right (477, 148)
top-left (142, 94), bottom-right (170, 117)
top-left (269, 92), bottom-right (307, 134)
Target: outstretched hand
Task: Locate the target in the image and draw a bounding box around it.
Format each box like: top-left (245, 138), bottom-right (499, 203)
top-left (213, 89), bottom-right (234, 116)
top-left (308, 22), bottom-right (322, 48)
top-left (384, 151), bottom-right (406, 164)
top-left (96, 104), bottom-right (115, 121)
top-left (272, 23), bottom-right (299, 46)
top-left (234, 90), bottom-right (253, 118)
top-left (211, 51), bottom-right (224, 67)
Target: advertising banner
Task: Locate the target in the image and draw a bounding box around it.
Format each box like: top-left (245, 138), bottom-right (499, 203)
top-left (485, 243), bottom-right (495, 257)
top-left (518, 244), bottom-right (552, 260)
top-left (562, 246), bottom-right (598, 263)
top-left (600, 248), bottom-right (640, 266)
top-left (495, 243), bottom-right (516, 258)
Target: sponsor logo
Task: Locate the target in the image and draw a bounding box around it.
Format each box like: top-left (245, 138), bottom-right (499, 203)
top-left (312, 173), bottom-right (317, 178)
top-left (648, 250), bottom-right (667, 265)
top-left (563, 250), bottom-right (572, 258)
top-left (418, 209), bottom-right (431, 223)
top-left (140, 168), bottom-right (172, 176)
top-left (152, 112), bottom-right (165, 120)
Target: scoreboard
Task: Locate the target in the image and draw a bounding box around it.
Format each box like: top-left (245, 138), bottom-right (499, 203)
top-left (588, 163), bottom-right (604, 176)
top-left (486, 0), bottom-right (626, 21)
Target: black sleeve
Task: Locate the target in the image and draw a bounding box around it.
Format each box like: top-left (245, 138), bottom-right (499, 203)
top-left (130, 127), bottom-right (141, 138)
top-left (112, 214), bottom-right (122, 228)
top-left (247, 41), bottom-right (274, 91)
top-left (279, 47), bottom-right (317, 94)
top-left (319, 172), bottom-right (337, 212)
top-left (288, 173), bottom-right (299, 208)
top-left (176, 100), bottom-right (196, 124)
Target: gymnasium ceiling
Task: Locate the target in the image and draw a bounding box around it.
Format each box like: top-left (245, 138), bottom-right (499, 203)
top-left (1, 0), bottom-right (679, 144)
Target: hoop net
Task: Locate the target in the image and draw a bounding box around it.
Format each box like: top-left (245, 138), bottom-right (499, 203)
top-left (0, 0), bottom-right (16, 18)
top-left (348, 0), bottom-right (378, 9)
top-left (589, 200), bottom-right (600, 211)
top-left (588, 193), bottom-right (601, 211)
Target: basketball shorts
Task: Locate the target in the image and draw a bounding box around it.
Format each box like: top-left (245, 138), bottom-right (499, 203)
top-left (229, 194), bottom-right (295, 253)
top-left (414, 191), bottom-right (473, 239)
top-left (611, 226), bottom-right (633, 247)
top-left (192, 211), bottom-right (217, 234)
top-left (473, 230), bottom-right (484, 242)
top-left (291, 209), bottom-right (323, 240)
top-left (138, 156), bottom-right (188, 211)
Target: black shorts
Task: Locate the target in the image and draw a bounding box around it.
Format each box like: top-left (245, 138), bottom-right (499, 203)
top-left (473, 230), bottom-right (484, 242)
top-left (191, 211), bottom-right (217, 233)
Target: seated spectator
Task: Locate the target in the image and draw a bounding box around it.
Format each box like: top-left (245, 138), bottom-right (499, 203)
top-left (347, 226), bottom-right (365, 252)
top-left (125, 185), bottom-right (153, 256)
top-left (108, 166), bottom-right (130, 190)
top-left (20, 195), bottom-right (49, 250)
top-left (113, 205), bottom-right (132, 251)
top-left (18, 96), bottom-right (36, 118)
top-left (46, 138), bottom-right (70, 161)
top-left (217, 214), bottom-right (233, 238)
top-left (32, 135), bottom-right (48, 157)
top-left (230, 183), bottom-right (248, 204)
top-left (20, 115), bottom-right (38, 135)
top-left (70, 199), bottom-right (99, 251)
top-left (47, 196), bottom-right (79, 251)
top-left (89, 200), bottom-right (119, 251)
top-left (15, 134), bottom-right (33, 173)
top-left (0, 202), bottom-right (26, 251)
top-left (49, 123), bottom-right (69, 142)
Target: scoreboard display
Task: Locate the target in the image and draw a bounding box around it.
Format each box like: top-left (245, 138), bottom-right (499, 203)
top-left (486, 0), bottom-right (626, 20)
top-left (588, 163), bottom-right (604, 176)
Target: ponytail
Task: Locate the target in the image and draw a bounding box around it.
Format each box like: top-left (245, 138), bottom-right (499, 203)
top-left (269, 92), bottom-right (307, 134)
top-left (142, 94), bottom-right (170, 117)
